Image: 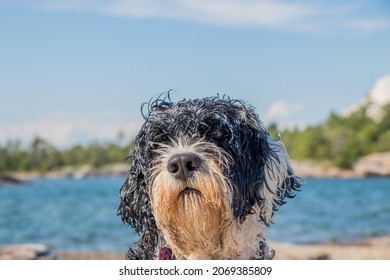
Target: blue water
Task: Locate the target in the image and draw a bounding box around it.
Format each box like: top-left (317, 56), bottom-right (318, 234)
top-left (269, 178), bottom-right (390, 244)
top-left (0, 178), bottom-right (134, 253)
top-left (1, 177), bottom-right (390, 253)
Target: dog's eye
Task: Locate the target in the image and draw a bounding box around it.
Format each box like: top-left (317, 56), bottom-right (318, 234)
top-left (212, 128), bottom-right (228, 140)
top-left (213, 129), bottom-right (224, 139)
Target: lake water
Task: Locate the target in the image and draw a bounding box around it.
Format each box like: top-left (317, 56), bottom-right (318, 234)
top-left (1, 177), bottom-right (389, 253)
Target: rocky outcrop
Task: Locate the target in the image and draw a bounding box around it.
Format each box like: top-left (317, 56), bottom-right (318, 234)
top-left (47, 163), bottom-right (129, 179)
top-left (9, 163), bottom-right (130, 182)
top-left (292, 152), bottom-right (390, 178)
top-left (0, 174), bottom-right (23, 186)
top-left (291, 161), bottom-right (356, 179)
top-left (0, 244), bottom-right (58, 260)
top-left (354, 152), bottom-right (390, 177)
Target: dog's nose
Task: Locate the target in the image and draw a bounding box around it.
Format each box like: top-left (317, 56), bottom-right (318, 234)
top-left (167, 153), bottom-right (202, 180)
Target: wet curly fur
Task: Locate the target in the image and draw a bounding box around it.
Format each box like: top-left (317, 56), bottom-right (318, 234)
top-left (118, 93), bottom-right (302, 260)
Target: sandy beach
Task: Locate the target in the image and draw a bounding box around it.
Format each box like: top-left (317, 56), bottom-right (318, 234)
top-left (270, 236), bottom-right (390, 260)
top-left (1, 236), bottom-right (389, 260)
top-left (53, 236), bottom-right (390, 260)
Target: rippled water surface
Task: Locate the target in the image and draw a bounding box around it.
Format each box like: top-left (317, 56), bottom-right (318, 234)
top-left (1, 177), bottom-right (389, 252)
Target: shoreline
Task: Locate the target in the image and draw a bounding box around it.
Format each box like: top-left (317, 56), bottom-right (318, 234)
top-left (0, 164), bottom-right (384, 186)
top-left (0, 163), bottom-right (129, 187)
top-left (1, 151), bottom-right (390, 186)
top-left (2, 236), bottom-right (389, 260)
top-left (2, 150), bottom-right (390, 185)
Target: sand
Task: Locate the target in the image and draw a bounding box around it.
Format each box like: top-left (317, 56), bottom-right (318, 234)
top-left (54, 236), bottom-right (390, 260)
top-left (270, 236), bottom-right (390, 260)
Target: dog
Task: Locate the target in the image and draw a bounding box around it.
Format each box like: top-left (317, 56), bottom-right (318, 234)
top-left (118, 93), bottom-right (302, 260)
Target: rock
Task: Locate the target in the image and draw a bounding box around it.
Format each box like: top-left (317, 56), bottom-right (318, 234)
top-left (90, 163), bottom-right (129, 177)
top-left (0, 174), bottom-right (23, 186)
top-left (46, 163), bottom-right (129, 179)
top-left (354, 152), bottom-right (390, 177)
top-left (71, 164), bottom-right (93, 179)
top-left (0, 244), bottom-right (58, 260)
top-left (291, 160), bottom-right (356, 179)
top-left (46, 165), bottom-right (92, 179)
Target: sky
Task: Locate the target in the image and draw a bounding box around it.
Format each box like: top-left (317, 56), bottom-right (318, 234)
top-left (1, 0), bottom-right (389, 148)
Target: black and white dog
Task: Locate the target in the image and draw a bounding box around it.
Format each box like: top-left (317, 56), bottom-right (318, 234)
top-left (118, 94), bottom-right (302, 260)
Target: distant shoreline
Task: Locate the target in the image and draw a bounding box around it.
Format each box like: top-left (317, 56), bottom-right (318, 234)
top-left (2, 157), bottom-right (390, 187)
top-left (0, 163), bottom-right (129, 187)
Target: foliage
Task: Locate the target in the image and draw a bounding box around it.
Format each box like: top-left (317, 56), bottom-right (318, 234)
top-left (269, 103), bottom-right (390, 169)
top-left (0, 137), bottom-right (133, 173)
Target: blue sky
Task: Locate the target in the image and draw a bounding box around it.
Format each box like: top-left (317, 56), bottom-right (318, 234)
top-left (1, 0), bottom-right (389, 147)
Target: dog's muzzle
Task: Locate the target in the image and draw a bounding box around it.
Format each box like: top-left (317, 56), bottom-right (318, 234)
top-left (167, 153), bottom-right (202, 180)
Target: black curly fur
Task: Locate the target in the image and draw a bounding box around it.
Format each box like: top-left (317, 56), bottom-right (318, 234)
top-left (118, 93), bottom-right (302, 259)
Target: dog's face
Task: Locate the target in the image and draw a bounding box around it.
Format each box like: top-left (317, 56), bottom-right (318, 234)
top-left (119, 95), bottom-right (302, 259)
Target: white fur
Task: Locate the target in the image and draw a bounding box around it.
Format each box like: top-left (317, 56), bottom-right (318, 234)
top-left (258, 135), bottom-right (292, 224)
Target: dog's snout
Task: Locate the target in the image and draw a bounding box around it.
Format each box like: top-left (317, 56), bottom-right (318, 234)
top-left (167, 153), bottom-right (202, 180)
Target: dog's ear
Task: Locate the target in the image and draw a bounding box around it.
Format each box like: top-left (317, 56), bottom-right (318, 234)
top-left (258, 135), bottom-right (303, 225)
top-left (118, 140), bottom-right (158, 259)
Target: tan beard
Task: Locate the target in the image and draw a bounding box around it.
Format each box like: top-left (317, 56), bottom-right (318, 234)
top-left (150, 159), bottom-right (232, 259)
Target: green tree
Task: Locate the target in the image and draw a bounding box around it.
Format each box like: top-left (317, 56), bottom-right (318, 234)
top-left (29, 137), bottom-right (61, 173)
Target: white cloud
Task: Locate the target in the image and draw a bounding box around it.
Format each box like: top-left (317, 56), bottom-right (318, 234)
top-left (345, 18), bottom-right (390, 32)
top-left (342, 102), bottom-right (361, 117)
top-left (40, 0), bottom-right (315, 29)
top-left (18, 0), bottom-right (388, 33)
top-left (0, 112), bottom-right (141, 148)
top-left (264, 100), bottom-right (305, 129)
top-left (367, 74), bottom-right (390, 119)
top-left (369, 75), bottom-right (390, 105)
top-left (343, 74), bottom-right (390, 119)
top-left (160, 0), bottom-right (313, 27)
top-left (265, 100), bottom-right (304, 120)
